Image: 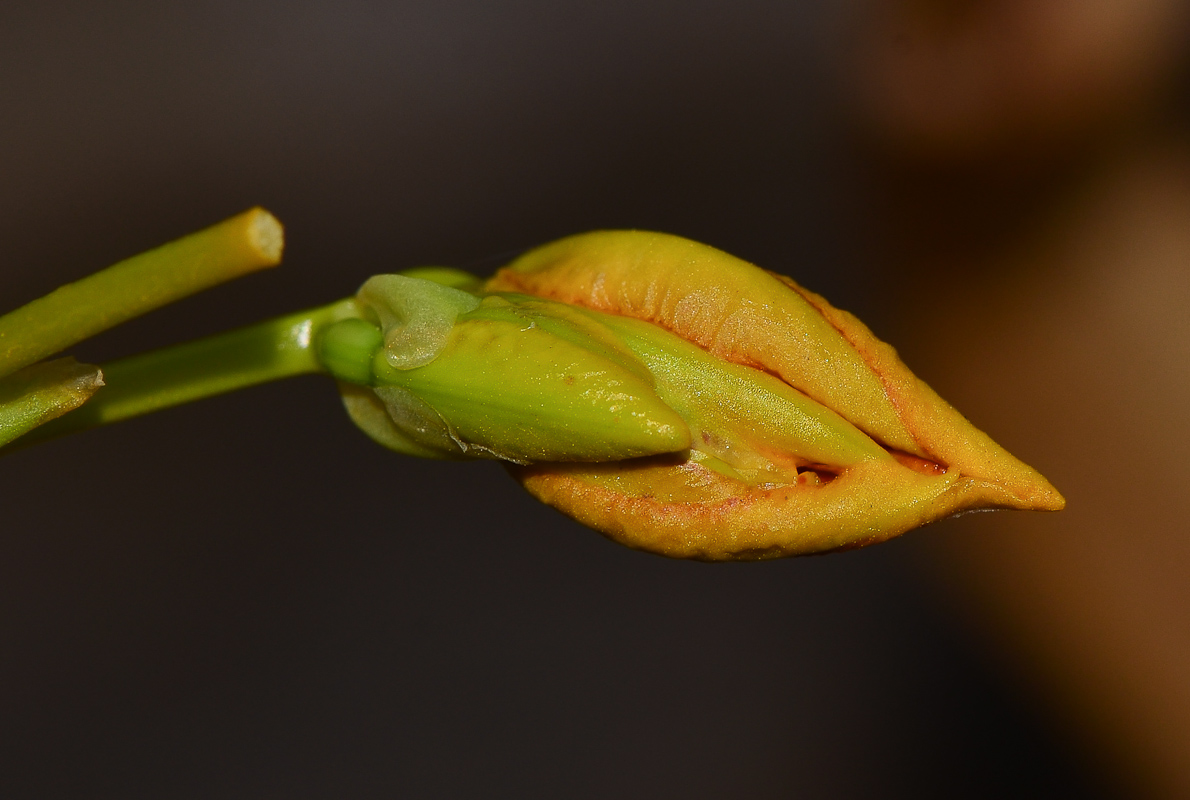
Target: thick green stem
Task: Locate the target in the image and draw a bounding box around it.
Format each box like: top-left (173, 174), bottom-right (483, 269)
top-left (11, 299), bottom-right (358, 447)
top-left (0, 207), bottom-right (283, 380)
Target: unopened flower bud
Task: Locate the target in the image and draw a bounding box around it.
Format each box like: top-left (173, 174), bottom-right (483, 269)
top-left (326, 231), bottom-right (1064, 560)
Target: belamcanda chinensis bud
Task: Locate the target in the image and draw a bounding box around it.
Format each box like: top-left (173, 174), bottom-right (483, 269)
top-left (319, 231), bottom-right (1064, 560)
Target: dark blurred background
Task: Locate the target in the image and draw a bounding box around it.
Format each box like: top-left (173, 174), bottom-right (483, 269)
top-left (3, 1), bottom-right (1187, 797)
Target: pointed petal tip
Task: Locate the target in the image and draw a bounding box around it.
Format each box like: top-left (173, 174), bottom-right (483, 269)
top-left (1009, 478), bottom-right (1067, 512)
top-left (950, 470), bottom-right (1066, 515)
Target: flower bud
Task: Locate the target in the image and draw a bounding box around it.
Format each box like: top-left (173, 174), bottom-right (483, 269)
top-left (328, 232), bottom-right (1064, 560)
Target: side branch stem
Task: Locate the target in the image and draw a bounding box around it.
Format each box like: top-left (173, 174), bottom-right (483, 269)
top-left (0, 207), bottom-right (283, 380)
top-left (12, 299), bottom-right (357, 447)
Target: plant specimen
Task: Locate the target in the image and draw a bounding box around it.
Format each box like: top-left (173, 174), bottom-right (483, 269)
top-left (0, 209), bottom-right (1063, 559)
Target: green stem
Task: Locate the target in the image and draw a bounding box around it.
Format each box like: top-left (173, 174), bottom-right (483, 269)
top-left (0, 359), bottom-right (104, 447)
top-left (0, 207), bottom-right (283, 380)
top-left (11, 299), bottom-right (358, 447)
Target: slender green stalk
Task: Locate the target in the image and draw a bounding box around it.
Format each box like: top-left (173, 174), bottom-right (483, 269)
top-left (11, 299), bottom-right (358, 447)
top-left (0, 207), bottom-right (283, 380)
top-left (0, 358), bottom-right (104, 447)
